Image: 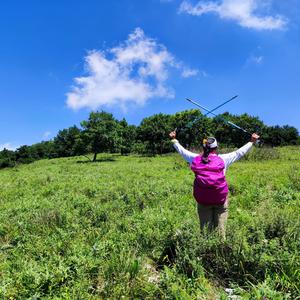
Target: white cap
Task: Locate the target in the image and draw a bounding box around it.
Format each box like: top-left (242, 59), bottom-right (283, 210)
top-left (203, 137), bottom-right (218, 148)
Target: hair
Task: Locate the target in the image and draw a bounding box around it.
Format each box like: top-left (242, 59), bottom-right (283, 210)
top-left (201, 137), bottom-right (217, 164)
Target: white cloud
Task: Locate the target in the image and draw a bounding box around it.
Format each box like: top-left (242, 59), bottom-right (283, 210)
top-left (249, 55), bottom-right (263, 64)
top-left (0, 142), bottom-right (18, 151)
top-left (42, 131), bottom-right (52, 140)
top-left (182, 68), bottom-right (199, 78)
top-left (179, 0), bottom-right (287, 30)
top-left (67, 28), bottom-right (198, 111)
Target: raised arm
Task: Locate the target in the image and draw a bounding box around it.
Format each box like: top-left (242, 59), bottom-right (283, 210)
top-left (219, 133), bottom-right (260, 170)
top-left (169, 131), bottom-right (198, 164)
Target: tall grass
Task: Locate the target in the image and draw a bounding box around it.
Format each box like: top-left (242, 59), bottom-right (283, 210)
top-left (0, 148), bottom-right (299, 299)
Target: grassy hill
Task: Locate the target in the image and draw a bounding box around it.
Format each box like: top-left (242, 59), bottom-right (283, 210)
top-left (0, 147), bottom-right (299, 299)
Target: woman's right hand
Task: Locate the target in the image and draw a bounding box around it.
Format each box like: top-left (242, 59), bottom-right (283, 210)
top-left (169, 131), bottom-right (176, 139)
top-left (251, 133), bottom-right (260, 143)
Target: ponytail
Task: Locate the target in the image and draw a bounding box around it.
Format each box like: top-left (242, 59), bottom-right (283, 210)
top-left (201, 137), bottom-right (217, 164)
top-left (201, 146), bottom-right (212, 164)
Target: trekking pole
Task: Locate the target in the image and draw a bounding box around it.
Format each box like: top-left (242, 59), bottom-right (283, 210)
top-left (203, 95), bottom-right (238, 116)
top-left (186, 98), bottom-right (252, 136)
top-left (184, 95), bottom-right (238, 128)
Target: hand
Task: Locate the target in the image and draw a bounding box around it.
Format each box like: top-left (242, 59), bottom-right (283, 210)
top-left (251, 133), bottom-right (260, 143)
top-left (169, 130), bottom-right (176, 139)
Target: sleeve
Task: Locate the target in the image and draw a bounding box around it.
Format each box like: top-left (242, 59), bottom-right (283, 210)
top-left (219, 142), bottom-right (253, 170)
top-left (171, 139), bottom-right (198, 164)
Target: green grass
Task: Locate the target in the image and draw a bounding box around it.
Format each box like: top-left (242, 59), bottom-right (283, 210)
top-left (0, 148), bottom-right (299, 299)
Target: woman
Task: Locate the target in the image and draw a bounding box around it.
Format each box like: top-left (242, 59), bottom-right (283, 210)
top-left (169, 131), bottom-right (260, 238)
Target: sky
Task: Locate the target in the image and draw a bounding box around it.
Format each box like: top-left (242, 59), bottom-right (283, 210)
top-left (0, 0), bottom-right (300, 150)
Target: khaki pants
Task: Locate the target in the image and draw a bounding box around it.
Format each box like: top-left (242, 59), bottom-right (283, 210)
top-left (197, 201), bottom-right (228, 238)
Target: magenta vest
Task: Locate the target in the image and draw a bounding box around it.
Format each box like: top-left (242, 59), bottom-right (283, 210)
top-left (191, 154), bottom-right (228, 205)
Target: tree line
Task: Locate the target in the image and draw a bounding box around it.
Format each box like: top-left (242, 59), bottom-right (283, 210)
top-left (1, 110), bottom-right (299, 168)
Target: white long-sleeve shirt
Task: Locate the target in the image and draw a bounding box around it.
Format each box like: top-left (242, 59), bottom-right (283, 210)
top-left (172, 140), bottom-right (253, 172)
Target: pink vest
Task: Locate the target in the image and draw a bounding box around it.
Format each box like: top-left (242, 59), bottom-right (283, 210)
top-left (191, 154), bottom-right (228, 205)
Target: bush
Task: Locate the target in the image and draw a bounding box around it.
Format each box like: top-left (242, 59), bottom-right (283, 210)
top-left (243, 147), bottom-right (280, 161)
top-left (131, 142), bottom-right (147, 155)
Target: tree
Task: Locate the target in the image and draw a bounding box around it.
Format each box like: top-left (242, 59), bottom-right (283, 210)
top-left (212, 113), bottom-right (264, 147)
top-left (15, 145), bottom-right (36, 164)
top-left (54, 126), bottom-right (85, 157)
top-left (172, 109), bottom-right (213, 150)
top-left (81, 111), bottom-right (120, 161)
top-left (281, 125), bottom-right (298, 145)
top-left (263, 125), bottom-right (299, 146)
top-left (119, 119), bottom-right (137, 155)
top-left (0, 148), bottom-right (16, 168)
top-left (30, 141), bottom-right (56, 159)
top-left (137, 113), bottom-right (173, 155)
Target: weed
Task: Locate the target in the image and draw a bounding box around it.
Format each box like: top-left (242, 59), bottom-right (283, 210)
top-left (0, 148), bottom-right (299, 298)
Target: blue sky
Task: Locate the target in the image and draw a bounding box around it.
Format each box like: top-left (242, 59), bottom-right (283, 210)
top-left (1, 0), bottom-right (299, 149)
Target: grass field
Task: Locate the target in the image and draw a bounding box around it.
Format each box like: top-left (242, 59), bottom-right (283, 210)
top-left (0, 147), bottom-right (299, 299)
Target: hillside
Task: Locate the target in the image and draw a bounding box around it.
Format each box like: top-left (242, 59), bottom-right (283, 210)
top-left (0, 147), bottom-right (299, 299)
